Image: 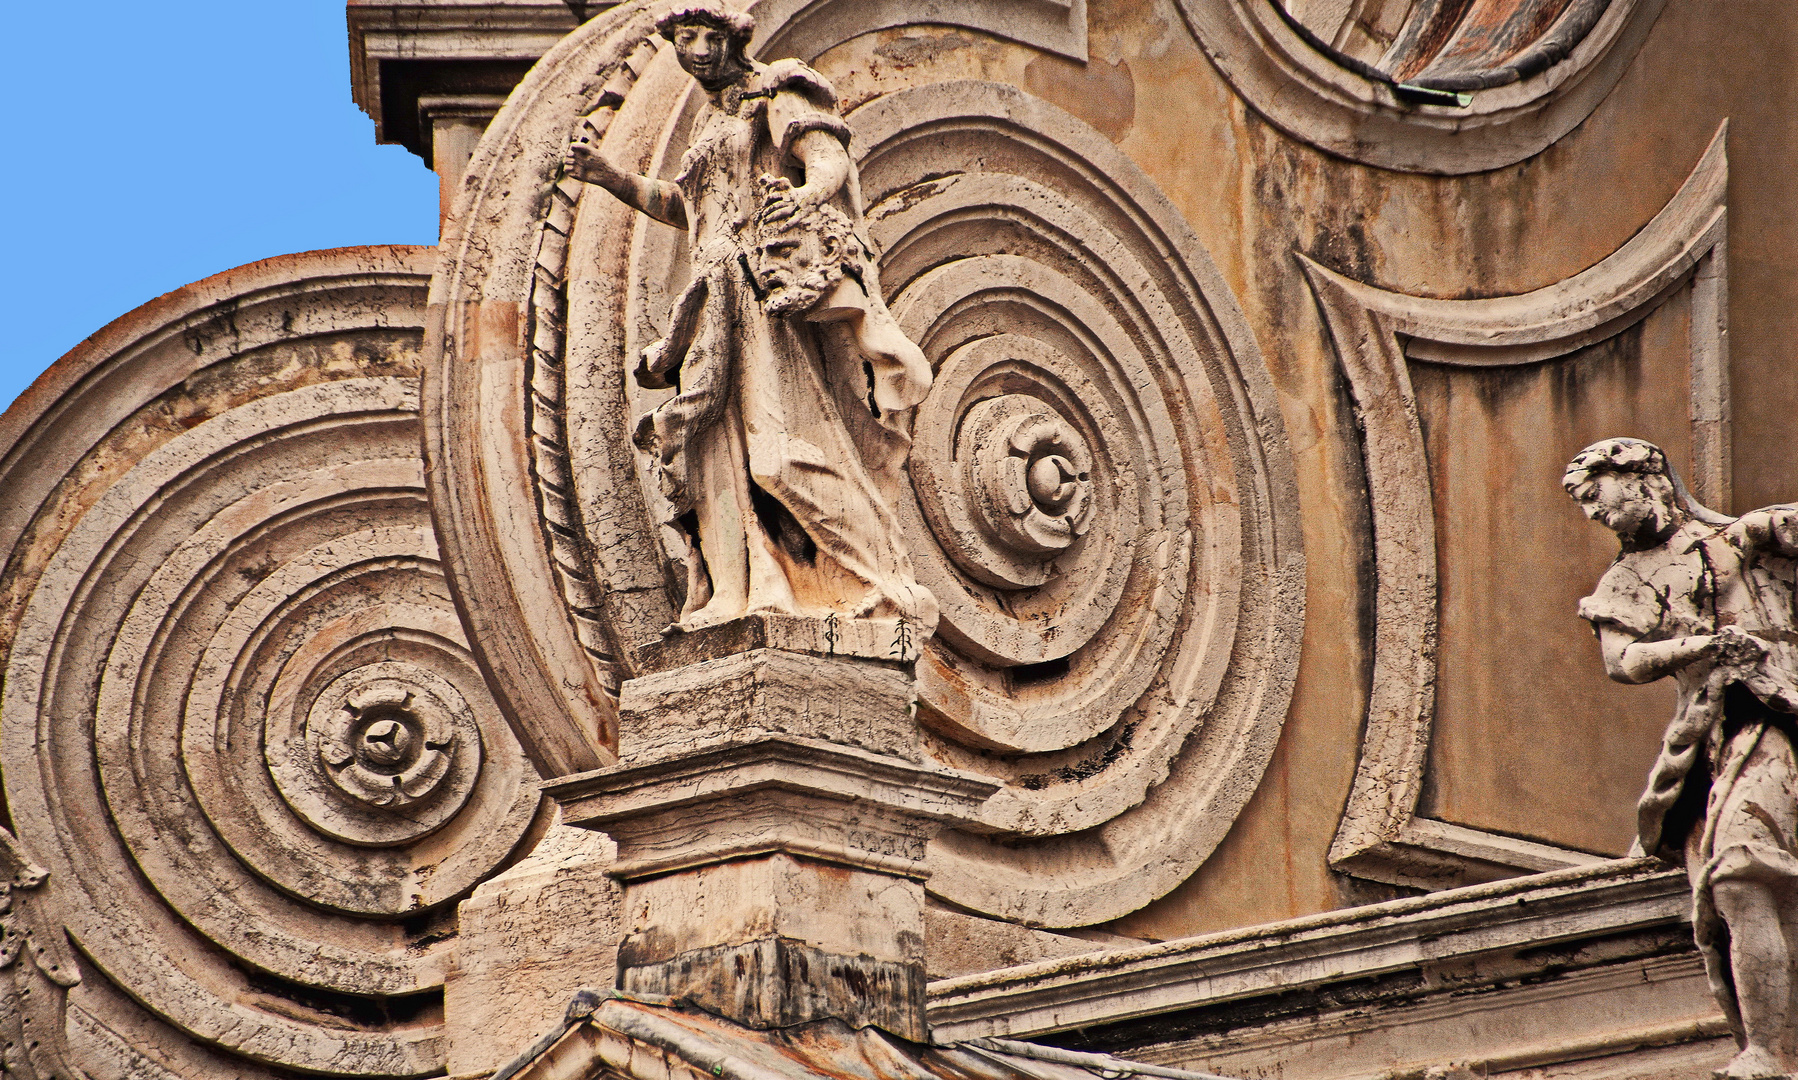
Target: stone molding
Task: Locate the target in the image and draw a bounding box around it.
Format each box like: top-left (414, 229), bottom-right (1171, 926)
top-left (350, 0), bottom-right (1085, 168)
top-left (749, 0), bottom-right (1086, 64)
top-left (426, 0), bottom-right (1303, 928)
top-left (0, 247), bottom-right (546, 1079)
top-left (1065, 956), bottom-right (1730, 1080)
top-left (1301, 121), bottom-right (1730, 891)
top-left (1174, 0), bottom-right (1669, 174)
top-left (925, 858), bottom-right (1691, 1041)
top-left (546, 648), bottom-right (998, 1041)
top-left (349, 1), bottom-right (583, 154)
top-left (549, 732), bottom-right (1001, 880)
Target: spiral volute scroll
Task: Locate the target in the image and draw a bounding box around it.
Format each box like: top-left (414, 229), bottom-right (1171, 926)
top-left (0, 250), bottom-right (545, 1078)
top-left (822, 84), bottom-right (1296, 927)
top-left (428, 5), bottom-right (1301, 931)
top-left (597, 71), bottom-right (1298, 926)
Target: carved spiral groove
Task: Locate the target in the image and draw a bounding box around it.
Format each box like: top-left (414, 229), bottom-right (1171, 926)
top-left (0, 253), bottom-right (543, 1077)
top-left (576, 75), bottom-right (1301, 926)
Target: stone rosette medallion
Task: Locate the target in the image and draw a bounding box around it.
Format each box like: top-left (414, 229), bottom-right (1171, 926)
top-left (0, 248), bottom-right (545, 1079)
top-left (427, 2), bottom-right (1303, 928)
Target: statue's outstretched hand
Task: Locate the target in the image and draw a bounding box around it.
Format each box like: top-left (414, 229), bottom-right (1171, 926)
top-left (564, 136), bottom-right (601, 183)
top-left (1704, 625), bottom-right (1769, 671)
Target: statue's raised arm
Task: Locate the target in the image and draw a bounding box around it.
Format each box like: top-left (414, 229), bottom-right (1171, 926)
top-left (564, 129), bottom-right (688, 229)
top-left (562, 2), bottom-right (937, 638)
top-left (1564, 437), bottom-right (1798, 1079)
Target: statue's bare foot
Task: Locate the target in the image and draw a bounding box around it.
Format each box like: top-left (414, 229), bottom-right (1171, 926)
top-left (1715, 1048), bottom-right (1793, 1080)
top-left (668, 604), bottom-right (736, 635)
top-left (844, 589), bottom-right (886, 620)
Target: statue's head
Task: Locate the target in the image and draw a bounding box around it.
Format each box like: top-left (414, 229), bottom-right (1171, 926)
top-left (656, 3), bottom-right (754, 90)
top-left (751, 190), bottom-right (860, 318)
top-left (1562, 437), bottom-right (1685, 544)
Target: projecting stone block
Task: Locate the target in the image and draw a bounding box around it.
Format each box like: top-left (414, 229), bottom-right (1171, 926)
top-left (616, 644), bottom-right (923, 764)
top-left (445, 824), bottom-right (622, 1077)
top-left (544, 650), bottom-right (997, 1041)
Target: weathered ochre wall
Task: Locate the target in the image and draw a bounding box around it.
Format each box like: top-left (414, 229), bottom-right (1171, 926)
top-left (817, 0), bottom-right (1798, 940)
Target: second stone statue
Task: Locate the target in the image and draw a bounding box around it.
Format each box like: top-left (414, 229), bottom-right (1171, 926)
top-left (564, 1), bottom-right (937, 636)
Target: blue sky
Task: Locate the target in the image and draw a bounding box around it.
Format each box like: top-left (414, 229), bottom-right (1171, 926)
top-left (1, 4), bottom-right (441, 412)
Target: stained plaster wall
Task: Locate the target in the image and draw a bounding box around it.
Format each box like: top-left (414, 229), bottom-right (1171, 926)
top-left (809, 0), bottom-right (1798, 940)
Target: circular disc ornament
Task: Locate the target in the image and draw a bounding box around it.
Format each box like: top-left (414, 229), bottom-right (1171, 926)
top-left (424, 5), bottom-right (1303, 928)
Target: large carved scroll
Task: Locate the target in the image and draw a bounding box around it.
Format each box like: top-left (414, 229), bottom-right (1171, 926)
top-left (1177, 0), bottom-right (1669, 174)
top-left (1305, 122), bottom-right (1729, 889)
top-left (427, 2), bottom-right (1303, 928)
top-left (0, 249), bottom-right (545, 1078)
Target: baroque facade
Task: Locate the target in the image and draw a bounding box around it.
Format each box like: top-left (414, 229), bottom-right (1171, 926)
top-left (0, 1), bottom-right (1793, 1078)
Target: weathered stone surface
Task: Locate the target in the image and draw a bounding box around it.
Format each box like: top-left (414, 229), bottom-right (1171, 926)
top-left (424, 1), bottom-right (1303, 933)
top-left (353, 0), bottom-right (1798, 970)
top-left (617, 645), bottom-right (921, 762)
top-left (633, 612), bottom-right (924, 672)
top-left (1303, 124), bottom-right (1732, 892)
top-left (1565, 438), bottom-right (1798, 1080)
top-left (547, 647), bottom-right (996, 1042)
top-left (923, 904), bottom-right (1141, 980)
top-left (1180, 0), bottom-right (1668, 173)
top-left (446, 822), bottom-right (622, 1078)
top-left (0, 248), bottom-right (546, 1079)
top-left (445, 828), bottom-right (1131, 1070)
top-left (930, 861), bottom-right (1728, 1079)
top-left (619, 933), bottom-right (927, 1037)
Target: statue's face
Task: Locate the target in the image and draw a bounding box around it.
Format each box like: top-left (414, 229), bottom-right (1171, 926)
top-left (1568, 471), bottom-right (1672, 539)
top-left (668, 23), bottom-right (742, 88)
top-left (755, 227), bottom-right (837, 317)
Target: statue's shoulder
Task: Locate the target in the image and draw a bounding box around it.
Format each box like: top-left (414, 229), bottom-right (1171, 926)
top-left (1722, 504), bottom-right (1798, 557)
top-left (750, 60), bottom-right (849, 153)
top-left (752, 58), bottom-right (839, 111)
top-left (1577, 554), bottom-right (1663, 637)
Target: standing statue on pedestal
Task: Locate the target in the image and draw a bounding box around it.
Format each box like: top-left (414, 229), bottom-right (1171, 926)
top-left (1564, 438), bottom-right (1798, 1080)
top-left (564, 2), bottom-right (937, 634)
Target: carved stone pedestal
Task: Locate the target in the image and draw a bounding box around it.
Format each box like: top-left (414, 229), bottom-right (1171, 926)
top-left (544, 635), bottom-right (997, 1041)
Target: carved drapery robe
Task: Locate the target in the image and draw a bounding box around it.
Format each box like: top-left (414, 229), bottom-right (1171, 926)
top-left (632, 59), bottom-right (935, 631)
top-left (1578, 511), bottom-right (1798, 1036)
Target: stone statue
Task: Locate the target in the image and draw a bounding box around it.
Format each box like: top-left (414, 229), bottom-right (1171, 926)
top-left (563, 2), bottom-right (936, 634)
top-left (1564, 438), bottom-right (1798, 1080)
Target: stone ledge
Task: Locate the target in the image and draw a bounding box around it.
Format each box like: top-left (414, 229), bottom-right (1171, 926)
top-left (925, 858), bottom-right (1689, 1041)
top-left (347, 0), bottom-right (583, 155)
top-left (633, 614), bottom-right (922, 672)
top-left (545, 734), bottom-right (1000, 879)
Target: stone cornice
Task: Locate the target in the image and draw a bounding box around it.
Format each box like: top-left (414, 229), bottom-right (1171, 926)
top-left (347, 0), bottom-right (584, 155)
top-left (925, 859), bottom-right (1690, 1041)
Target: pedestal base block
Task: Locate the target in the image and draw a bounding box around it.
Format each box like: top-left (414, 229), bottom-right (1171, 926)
top-left (617, 646), bottom-right (922, 763)
top-left (620, 937), bottom-right (927, 1040)
top-left (544, 649), bottom-right (997, 1039)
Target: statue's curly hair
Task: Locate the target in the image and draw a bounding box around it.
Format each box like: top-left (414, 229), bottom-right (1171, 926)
top-left (1563, 437), bottom-right (1731, 525)
top-left (1563, 437), bottom-right (1667, 487)
top-left (654, 2), bottom-right (755, 43)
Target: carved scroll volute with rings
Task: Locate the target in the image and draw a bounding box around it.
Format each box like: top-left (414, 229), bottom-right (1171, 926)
top-left (426, 2), bottom-right (1304, 929)
top-left (0, 249), bottom-right (546, 1079)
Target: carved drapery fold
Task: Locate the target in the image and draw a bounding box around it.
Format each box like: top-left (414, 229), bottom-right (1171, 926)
top-left (429, 2), bottom-right (1303, 928)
